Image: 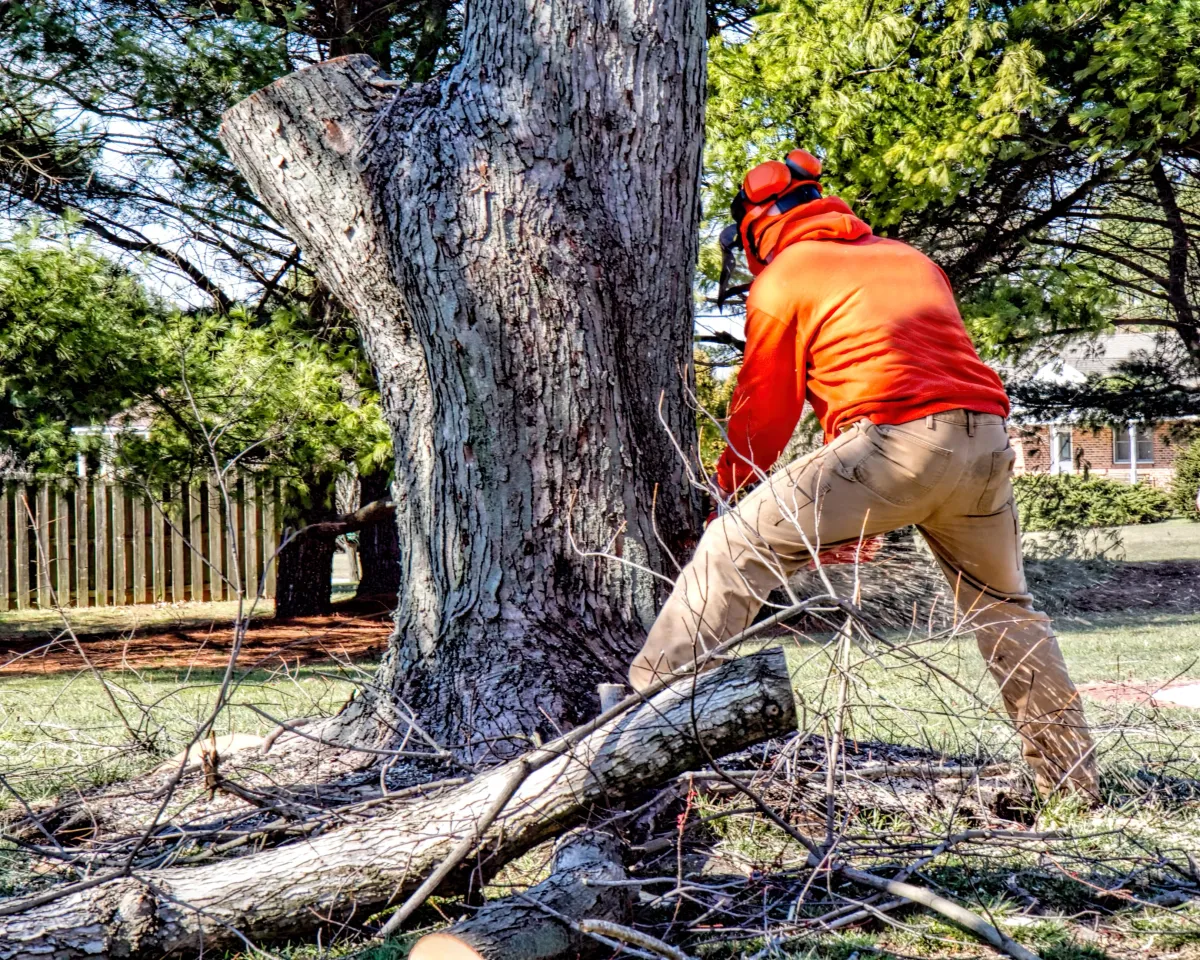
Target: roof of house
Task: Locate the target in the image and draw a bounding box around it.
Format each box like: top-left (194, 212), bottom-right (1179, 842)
top-left (1006, 331), bottom-right (1190, 425)
top-left (1031, 332), bottom-right (1160, 383)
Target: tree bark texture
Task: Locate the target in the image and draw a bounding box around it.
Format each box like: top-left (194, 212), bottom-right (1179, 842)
top-left (1149, 159), bottom-right (1200, 361)
top-left (220, 1), bottom-right (706, 755)
top-left (355, 469), bottom-right (402, 598)
top-left (408, 830), bottom-right (631, 960)
top-left (0, 650), bottom-right (795, 959)
top-left (274, 476), bottom-right (339, 618)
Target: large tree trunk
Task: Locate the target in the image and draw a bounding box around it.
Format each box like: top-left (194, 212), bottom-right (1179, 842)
top-left (355, 468), bottom-right (401, 599)
top-left (220, 2), bottom-right (705, 755)
top-left (0, 650), bottom-right (795, 959)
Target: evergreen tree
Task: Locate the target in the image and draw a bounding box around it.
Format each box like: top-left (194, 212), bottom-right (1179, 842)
top-left (704, 0), bottom-right (1200, 403)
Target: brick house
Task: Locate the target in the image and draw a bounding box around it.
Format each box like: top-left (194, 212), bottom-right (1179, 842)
top-left (1008, 333), bottom-right (1191, 488)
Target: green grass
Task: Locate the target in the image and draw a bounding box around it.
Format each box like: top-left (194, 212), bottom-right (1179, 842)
top-left (780, 611), bottom-right (1200, 775)
top-left (6, 581), bottom-right (1200, 958)
top-left (0, 585), bottom-right (359, 640)
top-left (0, 663), bottom-right (360, 804)
top-left (1117, 518), bottom-right (1200, 562)
top-left (1023, 516), bottom-right (1200, 563)
top-left (1053, 611), bottom-right (1200, 683)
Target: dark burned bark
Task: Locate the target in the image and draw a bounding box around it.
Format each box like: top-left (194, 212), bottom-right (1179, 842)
top-left (355, 469), bottom-right (402, 599)
top-left (220, 0), bottom-right (705, 756)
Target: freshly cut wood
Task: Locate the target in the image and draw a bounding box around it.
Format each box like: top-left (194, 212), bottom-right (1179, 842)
top-left (409, 831), bottom-right (631, 960)
top-left (0, 649), bottom-right (795, 959)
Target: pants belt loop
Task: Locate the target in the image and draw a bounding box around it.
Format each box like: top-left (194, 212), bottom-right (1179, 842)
top-left (966, 410), bottom-right (976, 437)
top-left (926, 415), bottom-right (935, 430)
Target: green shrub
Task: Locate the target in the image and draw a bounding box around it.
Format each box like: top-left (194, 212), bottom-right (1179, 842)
top-left (1013, 474), bottom-right (1172, 531)
top-left (1170, 438), bottom-right (1200, 519)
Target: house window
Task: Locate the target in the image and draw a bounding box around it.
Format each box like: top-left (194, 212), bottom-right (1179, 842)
top-left (1113, 425), bottom-right (1153, 463)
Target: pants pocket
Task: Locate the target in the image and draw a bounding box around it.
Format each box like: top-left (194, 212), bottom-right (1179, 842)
top-left (974, 444), bottom-right (1017, 514)
top-left (833, 424), bottom-right (952, 507)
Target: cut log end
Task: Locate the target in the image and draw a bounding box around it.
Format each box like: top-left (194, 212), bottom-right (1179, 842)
top-left (408, 830), bottom-right (631, 960)
top-left (409, 933), bottom-right (486, 959)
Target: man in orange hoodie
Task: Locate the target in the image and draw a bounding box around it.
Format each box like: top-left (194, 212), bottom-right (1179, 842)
top-left (629, 150), bottom-right (1098, 797)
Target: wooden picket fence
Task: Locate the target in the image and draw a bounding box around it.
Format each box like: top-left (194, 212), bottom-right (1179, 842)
top-left (0, 474), bottom-right (280, 610)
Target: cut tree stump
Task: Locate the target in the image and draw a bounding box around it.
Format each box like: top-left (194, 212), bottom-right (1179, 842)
top-left (409, 830), bottom-right (631, 960)
top-left (0, 649), bottom-right (795, 959)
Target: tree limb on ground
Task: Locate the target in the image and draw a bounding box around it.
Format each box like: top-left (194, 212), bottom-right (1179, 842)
top-left (408, 830), bottom-right (633, 960)
top-left (0, 649), bottom-right (795, 959)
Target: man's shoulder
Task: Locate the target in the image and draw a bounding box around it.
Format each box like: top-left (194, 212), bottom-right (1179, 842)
top-left (749, 235), bottom-right (882, 313)
top-left (745, 267), bottom-right (797, 322)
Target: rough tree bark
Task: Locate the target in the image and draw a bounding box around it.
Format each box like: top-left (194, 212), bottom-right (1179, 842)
top-left (220, 0), bottom-right (705, 754)
top-left (408, 830), bottom-right (632, 960)
top-left (0, 650), bottom-right (795, 959)
top-left (273, 474), bottom-right (338, 618)
top-left (355, 468), bottom-right (402, 599)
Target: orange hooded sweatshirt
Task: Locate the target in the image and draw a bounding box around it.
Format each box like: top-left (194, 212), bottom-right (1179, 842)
top-left (714, 197), bottom-right (1009, 492)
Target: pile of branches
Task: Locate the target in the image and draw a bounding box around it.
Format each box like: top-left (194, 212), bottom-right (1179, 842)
top-left (4, 601), bottom-right (1200, 960)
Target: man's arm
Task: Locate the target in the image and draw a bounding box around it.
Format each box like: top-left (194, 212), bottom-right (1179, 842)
top-left (714, 302), bottom-right (805, 493)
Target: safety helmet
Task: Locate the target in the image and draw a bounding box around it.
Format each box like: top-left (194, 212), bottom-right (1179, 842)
top-left (717, 149), bottom-right (824, 306)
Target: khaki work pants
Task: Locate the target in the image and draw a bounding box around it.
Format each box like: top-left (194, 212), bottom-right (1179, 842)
top-left (630, 410), bottom-right (1099, 797)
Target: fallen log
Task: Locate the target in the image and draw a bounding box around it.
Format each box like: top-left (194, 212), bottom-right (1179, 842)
top-left (409, 830), bottom-right (631, 960)
top-left (0, 649), bottom-right (795, 959)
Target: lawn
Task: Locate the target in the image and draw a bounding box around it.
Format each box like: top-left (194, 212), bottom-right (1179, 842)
top-left (0, 663), bottom-right (360, 805)
top-left (0, 599), bottom-right (270, 640)
top-left (1117, 517), bottom-right (1200, 562)
top-left (4, 541), bottom-right (1200, 958)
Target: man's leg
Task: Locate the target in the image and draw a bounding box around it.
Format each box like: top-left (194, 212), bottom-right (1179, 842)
top-left (919, 497), bottom-right (1099, 798)
top-left (629, 423), bottom-right (927, 691)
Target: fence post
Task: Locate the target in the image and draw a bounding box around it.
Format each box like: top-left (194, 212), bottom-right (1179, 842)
top-left (225, 475), bottom-right (240, 598)
top-left (36, 483), bottom-right (51, 608)
top-left (170, 483), bottom-right (185, 603)
top-left (112, 486), bottom-right (127, 606)
top-left (151, 490), bottom-right (166, 603)
top-left (131, 492), bottom-right (147, 604)
top-left (56, 483), bottom-right (70, 604)
top-left (75, 480), bottom-right (89, 608)
top-left (15, 484), bottom-right (29, 610)
top-left (244, 477), bottom-right (259, 600)
top-left (207, 475), bottom-right (224, 601)
top-left (0, 483), bottom-right (9, 612)
top-left (189, 481), bottom-right (205, 602)
top-left (94, 481), bottom-right (108, 607)
top-left (262, 481), bottom-right (277, 599)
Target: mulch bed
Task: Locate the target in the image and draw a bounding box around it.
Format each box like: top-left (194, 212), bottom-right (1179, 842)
top-left (0, 598), bottom-right (393, 676)
top-left (1059, 559), bottom-right (1200, 614)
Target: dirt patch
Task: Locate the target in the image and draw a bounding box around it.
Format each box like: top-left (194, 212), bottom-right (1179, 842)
top-left (1060, 560), bottom-right (1200, 614)
top-left (1079, 678), bottom-right (1200, 709)
top-left (0, 599), bottom-right (393, 676)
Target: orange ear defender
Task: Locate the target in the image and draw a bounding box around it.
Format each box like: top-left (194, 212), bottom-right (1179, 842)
top-left (717, 148), bottom-right (825, 305)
